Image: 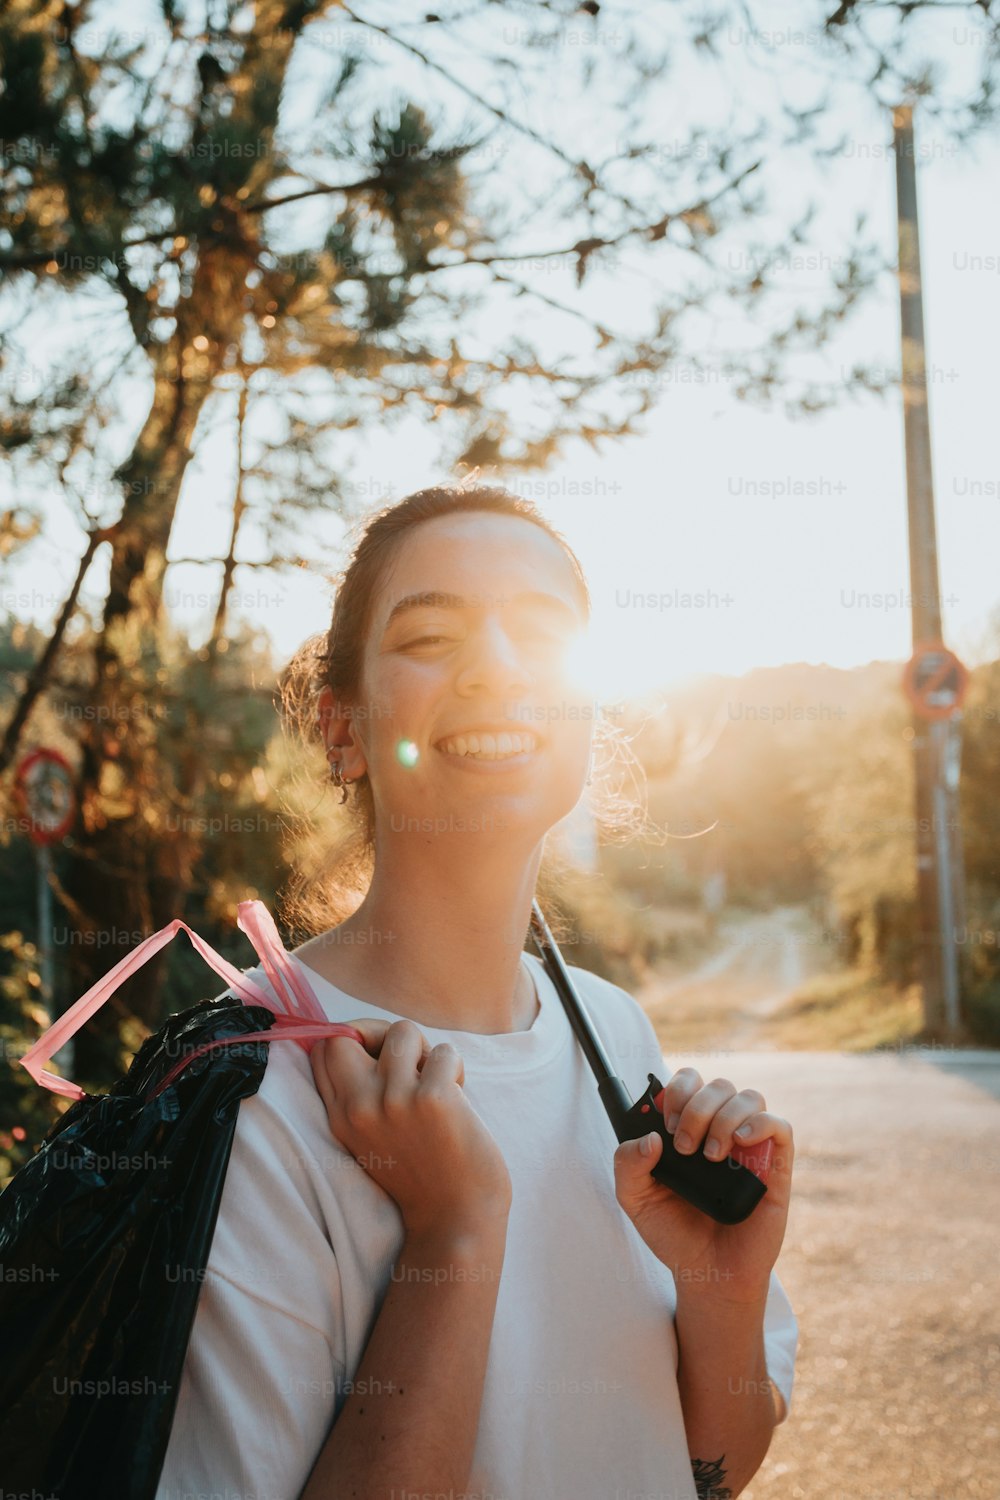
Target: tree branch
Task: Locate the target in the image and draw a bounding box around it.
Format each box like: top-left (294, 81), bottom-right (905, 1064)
top-left (338, 2), bottom-right (600, 191)
top-left (0, 526), bottom-right (116, 777)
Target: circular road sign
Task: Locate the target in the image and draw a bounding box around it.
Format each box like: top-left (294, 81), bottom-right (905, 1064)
top-left (14, 747), bottom-right (77, 845)
top-left (902, 642), bottom-right (969, 722)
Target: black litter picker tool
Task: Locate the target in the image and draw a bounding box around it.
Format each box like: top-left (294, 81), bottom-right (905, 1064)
top-left (528, 901), bottom-right (770, 1226)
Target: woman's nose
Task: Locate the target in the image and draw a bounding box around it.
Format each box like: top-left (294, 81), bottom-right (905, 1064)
top-left (454, 620), bottom-right (532, 695)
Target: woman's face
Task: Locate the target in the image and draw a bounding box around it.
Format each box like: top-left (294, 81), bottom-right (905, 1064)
top-left (336, 511), bottom-right (596, 842)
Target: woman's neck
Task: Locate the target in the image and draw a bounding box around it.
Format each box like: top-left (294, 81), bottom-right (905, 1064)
top-left (294, 842), bottom-right (545, 1035)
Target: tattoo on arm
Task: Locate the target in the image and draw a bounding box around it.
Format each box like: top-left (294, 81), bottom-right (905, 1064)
top-left (691, 1454), bottom-right (732, 1499)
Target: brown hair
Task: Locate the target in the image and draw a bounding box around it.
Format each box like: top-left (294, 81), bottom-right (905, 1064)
top-left (276, 482), bottom-right (654, 941)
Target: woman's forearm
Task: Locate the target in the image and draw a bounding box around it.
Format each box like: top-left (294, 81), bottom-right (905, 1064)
top-left (674, 1289), bottom-right (778, 1498)
top-left (299, 1220), bottom-right (509, 1500)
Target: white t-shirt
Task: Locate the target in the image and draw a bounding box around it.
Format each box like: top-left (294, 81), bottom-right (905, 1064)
top-left (155, 950), bottom-right (797, 1500)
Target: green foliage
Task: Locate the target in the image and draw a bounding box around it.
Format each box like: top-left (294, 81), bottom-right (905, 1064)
top-left (0, 930), bottom-right (63, 1192)
top-left (762, 964), bottom-right (925, 1053)
top-left (0, 611), bottom-right (293, 1100)
top-left (955, 653), bottom-right (1000, 1040)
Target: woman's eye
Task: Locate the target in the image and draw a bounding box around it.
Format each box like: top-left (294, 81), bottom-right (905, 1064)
top-left (403, 626), bottom-right (573, 651)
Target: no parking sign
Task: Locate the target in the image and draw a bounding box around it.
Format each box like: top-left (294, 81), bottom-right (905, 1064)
top-left (13, 747), bottom-right (76, 844)
top-left (902, 643), bottom-right (969, 721)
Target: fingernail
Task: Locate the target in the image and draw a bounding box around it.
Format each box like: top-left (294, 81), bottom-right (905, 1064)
top-left (674, 1131), bottom-right (692, 1153)
top-left (640, 1132), bottom-right (656, 1156)
top-left (667, 1112), bottom-right (680, 1132)
top-left (735, 1122), bottom-right (753, 1137)
top-left (703, 1139), bottom-right (720, 1159)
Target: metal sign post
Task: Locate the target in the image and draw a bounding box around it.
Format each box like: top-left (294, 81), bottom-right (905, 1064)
top-left (14, 748), bottom-right (77, 1075)
top-left (900, 641), bottom-right (968, 1034)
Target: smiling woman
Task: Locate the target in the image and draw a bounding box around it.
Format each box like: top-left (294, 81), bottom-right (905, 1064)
top-left (155, 482), bottom-right (799, 1500)
top-left (278, 481), bottom-right (646, 946)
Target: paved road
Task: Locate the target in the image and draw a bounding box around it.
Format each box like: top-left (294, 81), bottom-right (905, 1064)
top-left (670, 1047), bottom-right (1000, 1500)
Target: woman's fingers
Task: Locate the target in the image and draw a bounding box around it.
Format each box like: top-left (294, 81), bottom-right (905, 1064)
top-left (310, 1018), bottom-right (393, 1108)
top-left (418, 1040), bottom-right (466, 1093)
top-left (729, 1111), bottom-right (795, 1199)
top-left (730, 1110), bottom-right (793, 1162)
top-left (656, 1066), bottom-right (703, 1131)
top-left (653, 1070), bottom-right (792, 1195)
top-left (661, 1074), bottom-right (765, 1156)
top-left (696, 1087), bottom-right (768, 1161)
top-left (379, 1020), bottom-right (432, 1111)
top-left (660, 1068), bottom-right (733, 1142)
top-left (317, 1017), bottom-right (392, 1063)
top-left (311, 1017), bottom-right (439, 1123)
top-left (314, 1032), bottom-right (377, 1126)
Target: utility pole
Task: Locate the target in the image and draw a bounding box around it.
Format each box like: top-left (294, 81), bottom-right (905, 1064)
top-left (892, 103), bottom-right (965, 1038)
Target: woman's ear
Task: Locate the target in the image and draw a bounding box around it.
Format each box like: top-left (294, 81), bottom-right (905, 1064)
top-left (316, 684), bottom-right (336, 749)
top-left (317, 685), bottom-right (368, 784)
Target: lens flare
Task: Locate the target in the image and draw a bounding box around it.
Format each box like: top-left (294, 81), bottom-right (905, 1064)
top-left (562, 622), bottom-right (600, 700)
top-left (396, 739), bottom-right (420, 768)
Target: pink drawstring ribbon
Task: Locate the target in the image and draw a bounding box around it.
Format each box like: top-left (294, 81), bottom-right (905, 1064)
top-left (18, 900), bottom-right (365, 1102)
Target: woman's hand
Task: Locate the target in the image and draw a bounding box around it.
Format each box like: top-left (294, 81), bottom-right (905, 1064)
top-left (612, 1067), bottom-right (794, 1304)
top-left (310, 1018), bottom-right (512, 1242)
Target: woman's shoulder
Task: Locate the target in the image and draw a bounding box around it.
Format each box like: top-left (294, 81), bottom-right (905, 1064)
top-left (204, 966), bottom-right (336, 1155)
top-left (556, 958), bottom-right (644, 1023)
top-left (541, 958), bottom-right (667, 1085)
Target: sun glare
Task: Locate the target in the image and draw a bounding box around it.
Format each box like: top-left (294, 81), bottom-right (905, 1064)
top-left (561, 621), bottom-right (605, 706)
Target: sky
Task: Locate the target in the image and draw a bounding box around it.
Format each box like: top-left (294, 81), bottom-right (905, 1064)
top-left (3, 2), bottom-right (999, 708)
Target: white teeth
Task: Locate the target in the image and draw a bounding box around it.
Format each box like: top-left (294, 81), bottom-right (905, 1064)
top-left (438, 732), bottom-right (537, 759)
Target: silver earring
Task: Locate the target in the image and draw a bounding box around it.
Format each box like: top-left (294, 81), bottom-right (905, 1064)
top-left (326, 749), bottom-right (353, 803)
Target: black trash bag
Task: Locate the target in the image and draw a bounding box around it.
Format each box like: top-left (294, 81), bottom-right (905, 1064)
top-left (0, 996), bottom-right (278, 1500)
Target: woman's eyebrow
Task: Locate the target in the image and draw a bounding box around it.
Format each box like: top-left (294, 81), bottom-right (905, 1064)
top-left (383, 590), bottom-right (580, 629)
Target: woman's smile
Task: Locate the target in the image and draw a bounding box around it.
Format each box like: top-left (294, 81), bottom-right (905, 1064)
top-left (433, 736), bottom-right (541, 770)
